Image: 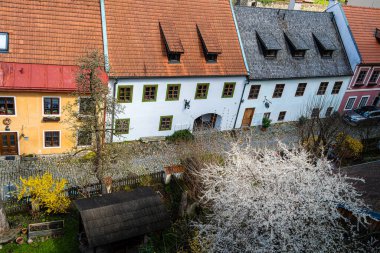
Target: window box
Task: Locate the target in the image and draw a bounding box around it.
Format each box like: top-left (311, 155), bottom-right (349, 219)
top-left (42, 116), bottom-right (60, 122)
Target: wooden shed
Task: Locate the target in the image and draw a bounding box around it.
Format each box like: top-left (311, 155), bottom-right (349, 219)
top-left (74, 187), bottom-right (171, 253)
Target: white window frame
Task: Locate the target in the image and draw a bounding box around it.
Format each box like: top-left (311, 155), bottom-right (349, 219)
top-left (76, 130), bottom-right (93, 147)
top-left (0, 32), bottom-right (9, 53)
top-left (43, 130), bottom-right (61, 149)
top-left (344, 96), bottom-right (357, 111)
top-left (357, 96), bottom-right (370, 108)
top-left (354, 67), bottom-right (371, 86)
top-left (368, 67), bottom-right (380, 85)
top-left (42, 96), bottom-right (61, 116)
top-left (0, 96), bottom-right (17, 117)
top-left (78, 96), bottom-right (92, 116)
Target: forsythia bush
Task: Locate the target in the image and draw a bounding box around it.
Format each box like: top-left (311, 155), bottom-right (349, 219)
top-left (17, 173), bottom-right (70, 214)
top-left (336, 133), bottom-right (363, 159)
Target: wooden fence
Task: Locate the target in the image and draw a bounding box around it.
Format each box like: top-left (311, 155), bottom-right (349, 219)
top-left (4, 171), bottom-right (165, 214)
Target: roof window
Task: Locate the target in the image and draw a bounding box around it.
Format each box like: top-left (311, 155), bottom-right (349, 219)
top-left (256, 31), bottom-right (281, 58)
top-left (0, 33), bottom-right (9, 53)
top-left (284, 32), bottom-right (309, 58)
top-left (159, 21), bottom-right (184, 63)
top-left (196, 23), bottom-right (222, 63)
top-left (313, 32), bottom-right (336, 58)
top-left (376, 28), bottom-right (380, 42)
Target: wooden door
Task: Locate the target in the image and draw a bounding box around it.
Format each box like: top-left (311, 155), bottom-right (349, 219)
top-left (0, 132), bottom-right (18, 155)
top-left (242, 108), bottom-right (255, 127)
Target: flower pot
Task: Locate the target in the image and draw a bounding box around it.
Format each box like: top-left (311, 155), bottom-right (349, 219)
top-left (16, 237), bottom-right (24, 244)
top-left (261, 127), bottom-right (267, 132)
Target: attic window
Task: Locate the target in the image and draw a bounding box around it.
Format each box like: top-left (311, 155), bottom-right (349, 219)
top-left (256, 31), bottom-right (281, 58)
top-left (284, 32), bottom-right (309, 58)
top-left (0, 33), bottom-right (9, 53)
top-left (159, 21), bottom-right (184, 63)
top-left (196, 23), bottom-right (222, 63)
top-left (313, 32), bottom-right (336, 58)
top-left (376, 28), bottom-right (380, 42)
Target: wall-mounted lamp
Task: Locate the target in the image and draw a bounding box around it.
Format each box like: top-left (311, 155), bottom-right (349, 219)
top-left (263, 96), bottom-right (272, 109)
top-left (184, 99), bottom-right (191, 110)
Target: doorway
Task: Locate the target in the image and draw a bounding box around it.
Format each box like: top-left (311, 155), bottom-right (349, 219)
top-left (241, 108), bottom-right (255, 128)
top-left (0, 132), bottom-right (18, 155)
top-left (193, 113), bottom-right (221, 131)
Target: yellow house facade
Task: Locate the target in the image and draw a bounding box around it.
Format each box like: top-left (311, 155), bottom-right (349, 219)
top-left (0, 91), bottom-right (78, 155)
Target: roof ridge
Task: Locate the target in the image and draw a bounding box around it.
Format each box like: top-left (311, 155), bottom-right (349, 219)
top-left (234, 6), bottom-right (330, 15)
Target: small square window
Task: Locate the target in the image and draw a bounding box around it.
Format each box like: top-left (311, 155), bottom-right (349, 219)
top-left (0, 97), bottom-right (15, 115)
top-left (331, 82), bottom-right (342, 94)
top-left (311, 108), bottom-right (320, 118)
top-left (278, 111), bottom-right (286, 121)
top-left (317, 82), bottom-right (329, 95)
top-left (79, 97), bottom-right (93, 115)
top-left (43, 97), bottom-right (60, 115)
top-left (206, 53), bottom-right (218, 63)
top-left (369, 71), bottom-right (379, 85)
top-left (357, 96), bottom-right (369, 108)
top-left (77, 131), bottom-right (92, 146)
top-left (263, 112), bottom-right (271, 119)
top-left (248, 85), bottom-right (261, 99)
top-left (222, 83), bottom-right (235, 98)
top-left (264, 50), bottom-right (278, 58)
top-left (44, 131), bottom-right (60, 147)
top-left (355, 70), bottom-right (368, 85)
top-left (325, 107), bottom-right (334, 117)
top-left (159, 116), bottom-right (173, 131)
top-left (0, 33), bottom-right (9, 53)
top-left (345, 97), bottom-right (356, 110)
top-left (143, 85), bottom-right (158, 102)
top-left (117, 86), bottom-right (133, 103)
top-left (293, 50), bottom-right (306, 58)
top-left (295, 83), bottom-right (307, 97)
top-left (168, 53), bottom-right (181, 63)
top-left (166, 84), bottom-right (181, 101)
top-left (273, 84), bottom-right (285, 98)
top-left (195, 83), bottom-right (209, 99)
top-left (115, 119), bottom-right (130, 134)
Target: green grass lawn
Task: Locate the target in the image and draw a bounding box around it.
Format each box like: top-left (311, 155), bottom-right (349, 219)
top-left (3, 212), bottom-right (79, 253)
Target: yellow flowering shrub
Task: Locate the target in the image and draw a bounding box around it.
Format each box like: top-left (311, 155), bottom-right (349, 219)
top-left (336, 133), bottom-right (363, 159)
top-left (17, 173), bottom-right (70, 214)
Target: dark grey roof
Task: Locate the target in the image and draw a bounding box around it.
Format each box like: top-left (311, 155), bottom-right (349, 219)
top-left (313, 31), bottom-right (337, 51)
top-left (74, 188), bottom-right (171, 248)
top-left (284, 31), bottom-right (309, 50)
top-left (256, 31), bottom-right (282, 50)
top-left (234, 7), bottom-right (352, 80)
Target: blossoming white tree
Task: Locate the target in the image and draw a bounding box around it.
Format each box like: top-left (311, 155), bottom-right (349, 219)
top-left (193, 143), bottom-right (377, 252)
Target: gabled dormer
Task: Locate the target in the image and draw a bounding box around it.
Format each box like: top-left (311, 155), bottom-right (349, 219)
top-left (196, 23), bottom-right (222, 63)
top-left (313, 32), bottom-right (336, 58)
top-left (256, 31), bottom-right (281, 58)
top-left (0, 32), bottom-right (9, 53)
top-left (284, 31), bottom-right (309, 58)
top-left (159, 21), bottom-right (184, 63)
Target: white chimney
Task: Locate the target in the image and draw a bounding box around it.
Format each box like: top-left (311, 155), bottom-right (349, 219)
top-left (288, 0), bottom-right (302, 10)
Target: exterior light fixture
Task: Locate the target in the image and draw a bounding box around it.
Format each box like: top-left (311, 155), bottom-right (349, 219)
top-left (263, 96), bottom-right (272, 109)
top-left (184, 99), bottom-right (191, 110)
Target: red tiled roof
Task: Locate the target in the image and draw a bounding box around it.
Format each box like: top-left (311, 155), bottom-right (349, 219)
top-left (159, 21), bottom-right (184, 54)
top-left (0, 0), bottom-right (103, 66)
top-left (343, 6), bottom-right (380, 64)
top-left (105, 0), bottom-right (247, 77)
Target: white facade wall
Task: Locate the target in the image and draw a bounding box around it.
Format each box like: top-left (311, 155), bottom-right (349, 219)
top-left (235, 76), bottom-right (351, 128)
top-left (327, 3), bottom-right (361, 71)
top-left (110, 76), bottom-right (246, 141)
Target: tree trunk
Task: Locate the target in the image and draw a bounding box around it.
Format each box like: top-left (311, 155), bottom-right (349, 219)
top-left (0, 200), bottom-right (9, 234)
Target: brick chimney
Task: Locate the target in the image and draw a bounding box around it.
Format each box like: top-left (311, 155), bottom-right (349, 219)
top-left (288, 0), bottom-right (302, 10)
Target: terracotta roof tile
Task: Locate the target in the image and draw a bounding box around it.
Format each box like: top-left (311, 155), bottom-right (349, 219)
top-left (196, 23), bottom-right (222, 54)
top-left (105, 0), bottom-right (247, 77)
top-left (159, 21), bottom-right (184, 54)
top-left (343, 6), bottom-right (380, 64)
top-left (0, 0), bottom-right (103, 66)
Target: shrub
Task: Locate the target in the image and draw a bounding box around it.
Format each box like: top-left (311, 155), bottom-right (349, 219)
top-left (17, 173), bottom-right (70, 214)
top-left (79, 151), bottom-right (96, 162)
top-left (262, 117), bottom-right (271, 128)
top-left (167, 129), bottom-right (194, 142)
top-left (336, 133), bottom-right (363, 160)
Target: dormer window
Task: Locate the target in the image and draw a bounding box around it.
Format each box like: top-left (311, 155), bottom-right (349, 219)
top-left (284, 32), bottom-right (309, 58)
top-left (159, 21), bottom-right (184, 63)
top-left (256, 31), bottom-right (281, 59)
top-left (375, 28), bottom-right (380, 42)
top-left (197, 23), bottom-right (222, 63)
top-left (0, 33), bottom-right (9, 53)
top-left (313, 32), bottom-right (336, 58)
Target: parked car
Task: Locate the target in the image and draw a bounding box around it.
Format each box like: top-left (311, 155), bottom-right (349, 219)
top-left (343, 106), bottom-right (380, 126)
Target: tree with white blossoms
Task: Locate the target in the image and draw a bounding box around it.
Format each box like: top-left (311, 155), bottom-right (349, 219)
top-left (192, 143), bottom-right (378, 252)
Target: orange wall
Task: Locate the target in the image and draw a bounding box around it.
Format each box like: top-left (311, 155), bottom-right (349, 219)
top-left (0, 92), bottom-right (77, 155)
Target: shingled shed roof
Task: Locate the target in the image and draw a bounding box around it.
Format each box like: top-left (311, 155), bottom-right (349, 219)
top-left (343, 6), bottom-right (380, 64)
top-left (0, 0), bottom-right (103, 66)
top-left (234, 7), bottom-right (352, 80)
top-left (74, 188), bottom-right (171, 248)
top-left (104, 0), bottom-right (247, 77)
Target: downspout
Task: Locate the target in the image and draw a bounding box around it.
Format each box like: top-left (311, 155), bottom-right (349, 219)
top-left (100, 0), bottom-right (110, 72)
top-left (230, 0), bottom-right (250, 129)
top-left (110, 78), bottom-right (118, 143)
